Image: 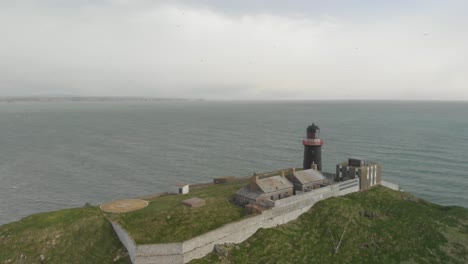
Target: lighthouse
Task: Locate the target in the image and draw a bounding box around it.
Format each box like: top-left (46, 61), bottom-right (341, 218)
top-left (302, 123), bottom-right (324, 171)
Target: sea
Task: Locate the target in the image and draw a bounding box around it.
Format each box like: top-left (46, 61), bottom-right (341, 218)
top-left (0, 101), bottom-right (467, 225)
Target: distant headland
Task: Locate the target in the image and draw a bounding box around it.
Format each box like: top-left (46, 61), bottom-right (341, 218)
top-left (0, 96), bottom-right (204, 103)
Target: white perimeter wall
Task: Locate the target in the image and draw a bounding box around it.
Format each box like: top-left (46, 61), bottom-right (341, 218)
top-left (381, 180), bottom-right (400, 191)
top-left (111, 222), bottom-right (137, 263)
top-left (113, 179), bottom-right (361, 264)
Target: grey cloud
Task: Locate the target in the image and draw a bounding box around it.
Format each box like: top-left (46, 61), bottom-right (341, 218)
top-left (0, 1), bottom-right (467, 100)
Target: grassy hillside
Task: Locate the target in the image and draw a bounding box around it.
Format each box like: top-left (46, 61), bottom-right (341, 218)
top-left (2, 184), bottom-right (466, 264)
top-left (0, 206), bottom-right (130, 264)
top-left (109, 181), bottom-right (247, 244)
top-left (0, 170), bottom-right (283, 263)
top-left (192, 186), bottom-right (468, 264)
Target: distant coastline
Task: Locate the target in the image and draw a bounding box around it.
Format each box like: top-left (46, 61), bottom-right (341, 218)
top-left (0, 96), bottom-right (204, 103)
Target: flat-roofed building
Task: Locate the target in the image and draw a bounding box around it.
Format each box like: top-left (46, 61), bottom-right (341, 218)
top-left (335, 158), bottom-right (382, 190)
top-left (171, 184), bottom-right (190, 195)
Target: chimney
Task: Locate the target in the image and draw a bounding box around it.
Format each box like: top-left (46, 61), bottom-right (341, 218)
top-left (250, 176), bottom-right (259, 191)
top-left (281, 171), bottom-right (285, 177)
top-left (289, 168), bottom-right (296, 177)
top-left (311, 162), bottom-right (318, 171)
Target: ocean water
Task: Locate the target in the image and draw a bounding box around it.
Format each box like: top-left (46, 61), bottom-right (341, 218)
top-left (0, 101), bottom-right (467, 225)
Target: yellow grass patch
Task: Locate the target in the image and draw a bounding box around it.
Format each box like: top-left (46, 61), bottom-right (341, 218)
top-left (100, 199), bottom-right (149, 213)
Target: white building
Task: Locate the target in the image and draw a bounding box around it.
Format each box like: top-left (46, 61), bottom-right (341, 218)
top-left (171, 184), bottom-right (190, 195)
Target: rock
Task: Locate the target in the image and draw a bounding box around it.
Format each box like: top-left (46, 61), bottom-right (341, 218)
top-left (362, 210), bottom-right (378, 218)
top-left (214, 243), bottom-right (234, 257)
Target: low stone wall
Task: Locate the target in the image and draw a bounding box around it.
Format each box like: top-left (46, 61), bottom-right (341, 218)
top-left (381, 180), bottom-right (400, 191)
top-left (111, 222), bottom-right (137, 263)
top-left (136, 243), bottom-right (184, 264)
top-left (114, 179), bottom-right (363, 264)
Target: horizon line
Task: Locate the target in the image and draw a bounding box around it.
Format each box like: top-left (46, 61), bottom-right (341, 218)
top-left (0, 96), bottom-right (467, 103)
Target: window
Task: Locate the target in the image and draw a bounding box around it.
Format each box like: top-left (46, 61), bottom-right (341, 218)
top-left (278, 194), bottom-right (281, 199)
top-left (271, 196), bottom-right (274, 200)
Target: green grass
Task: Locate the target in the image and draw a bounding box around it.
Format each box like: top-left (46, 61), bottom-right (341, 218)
top-left (192, 186), bottom-right (468, 264)
top-left (3, 179), bottom-right (466, 264)
top-left (0, 206), bottom-right (130, 264)
top-left (110, 181), bottom-right (247, 244)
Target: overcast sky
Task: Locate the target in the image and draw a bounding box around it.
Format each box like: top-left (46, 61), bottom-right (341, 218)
top-left (1, 1), bottom-right (467, 100)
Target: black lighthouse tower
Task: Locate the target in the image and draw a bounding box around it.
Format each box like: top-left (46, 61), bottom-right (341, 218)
top-left (302, 123), bottom-right (324, 171)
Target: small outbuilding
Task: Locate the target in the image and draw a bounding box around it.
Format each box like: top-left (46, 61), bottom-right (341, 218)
top-left (171, 184), bottom-right (190, 195)
top-left (234, 175), bottom-right (293, 206)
